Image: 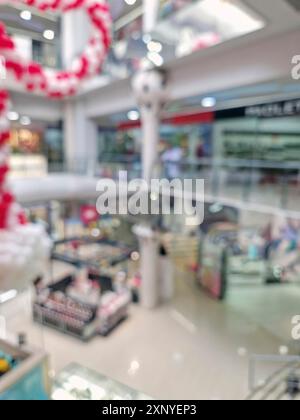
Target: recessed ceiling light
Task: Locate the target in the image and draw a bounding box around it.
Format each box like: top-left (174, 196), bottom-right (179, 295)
top-left (201, 97), bottom-right (217, 108)
top-left (7, 111), bottom-right (19, 121)
top-left (124, 0), bottom-right (137, 5)
top-left (127, 110), bottom-right (140, 121)
top-left (147, 52), bottom-right (164, 67)
top-left (43, 30), bottom-right (55, 41)
top-left (147, 41), bottom-right (163, 54)
top-left (143, 34), bottom-right (152, 44)
top-left (20, 116), bottom-right (31, 126)
top-left (20, 10), bottom-right (32, 21)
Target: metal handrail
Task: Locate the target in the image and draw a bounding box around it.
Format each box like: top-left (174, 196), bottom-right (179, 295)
top-left (161, 157), bottom-right (300, 171)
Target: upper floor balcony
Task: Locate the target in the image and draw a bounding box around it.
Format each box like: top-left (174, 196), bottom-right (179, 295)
top-left (0, 0), bottom-right (267, 91)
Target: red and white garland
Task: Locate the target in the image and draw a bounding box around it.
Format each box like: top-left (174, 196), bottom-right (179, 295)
top-left (0, 0), bottom-right (112, 98)
top-left (0, 1), bottom-right (111, 286)
top-left (0, 0), bottom-right (111, 231)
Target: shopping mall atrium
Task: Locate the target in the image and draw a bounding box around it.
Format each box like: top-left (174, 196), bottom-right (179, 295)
top-left (1, 0), bottom-right (300, 402)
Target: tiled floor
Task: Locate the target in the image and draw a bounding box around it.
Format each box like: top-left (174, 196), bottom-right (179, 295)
top-left (1, 263), bottom-right (296, 400)
top-left (227, 283), bottom-right (300, 346)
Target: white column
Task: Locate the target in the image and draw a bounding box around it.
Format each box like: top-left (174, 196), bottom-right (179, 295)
top-left (132, 225), bottom-right (159, 309)
top-left (132, 71), bottom-right (168, 309)
top-left (62, 11), bottom-right (97, 174)
top-left (143, 0), bottom-right (160, 34)
top-left (140, 106), bottom-right (160, 183)
top-left (64, 100), bottom-right (98, 174)
top-left (62, 10), bottom-right (90, 68)
top-left (132, 71), bottom-right (167, 182)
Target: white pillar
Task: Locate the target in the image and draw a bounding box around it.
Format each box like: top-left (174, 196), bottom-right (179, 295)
top-left (132, 71), bottom-right (167, 182)
top-left (140, 106), bottom-right (160, 183)
top-left (132, 71), bottom-right (168, 309)
top-left (143, 0), bottom-right (160, 34)
top-left (132, 225), bottom-right (159, 309)
top-left (62, 10), bottom-right (90, 68)
top-left (61, 10), bottom-right (97, 174)
top-left (64, 100), bottom-right (98, 174)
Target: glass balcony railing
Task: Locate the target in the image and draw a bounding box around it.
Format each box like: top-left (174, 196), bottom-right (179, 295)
top-left (45, 155), bottom-right (300, 216)
top-left (154, 158), bottom-right (300, 215)
top-left (43, 154), bottom-right (300, 214)
top-left (47, 156), bottom-right (142, 181)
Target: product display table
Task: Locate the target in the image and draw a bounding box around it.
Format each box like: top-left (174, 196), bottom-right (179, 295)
top-left (53, 238), bottom-right (133, 268)
top-left (33, 274), bottom-right (131, 341)
top-left (52, 363), bottom-right (152, 401)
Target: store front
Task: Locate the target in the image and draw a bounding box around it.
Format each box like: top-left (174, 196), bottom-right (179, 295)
top-left (8, 121), bottom-right (64, 178)
top-left (214, 98), bottom-right (300, 210)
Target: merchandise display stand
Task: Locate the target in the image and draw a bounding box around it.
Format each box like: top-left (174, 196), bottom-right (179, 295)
top-left (52, 237), bottom-right (134, 276)
top-left (33, 273), bottom-right (131, 341)
top-left (198, 223), bottom-right (236, 300)
top-left (52, 363), bottom-right (152, 401)
top-left (33, 237), bottom-right (135, 341)
top-left (0, 339), bottom-right (49, 400)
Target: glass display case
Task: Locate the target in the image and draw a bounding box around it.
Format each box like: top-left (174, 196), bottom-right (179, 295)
top-left (52, 363), bottom-right (152, 401)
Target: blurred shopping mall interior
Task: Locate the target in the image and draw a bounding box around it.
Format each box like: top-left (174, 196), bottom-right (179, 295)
top-left (1, 0), bottom-right (300, 401)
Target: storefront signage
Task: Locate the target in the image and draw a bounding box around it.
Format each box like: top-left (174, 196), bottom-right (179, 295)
top-left (245, 99), bottom-right (300, 118)
top-left (216, 99), bottom-right (300, 120)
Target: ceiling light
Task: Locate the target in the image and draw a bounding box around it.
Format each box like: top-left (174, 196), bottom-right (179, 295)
top-left (20, 116), bottom-right (31, 126)
top-left (201, 97), bottom-right (216, 108)
top-left (147, 52), bottom-right (164, 67)
top-left (147, 41), bottom-right (162, 54)
top-left (143, 34), bottom-right (152, 44)
top-left (127, 110), bottom-right (140, 121)
top-left (43, 30), bottom-right (55, 41)
top-left (7, 111), bottom-right (19, 121)
top-left (124, 0), bottom-right (137, 5)
top-left (20, 10), bottom-right (32, 21)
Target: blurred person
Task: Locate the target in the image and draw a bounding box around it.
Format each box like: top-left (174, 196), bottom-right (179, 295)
top-left (196, 140), bottom-right (204, 172)
top-left (161, 143), bottom-right (183, 179)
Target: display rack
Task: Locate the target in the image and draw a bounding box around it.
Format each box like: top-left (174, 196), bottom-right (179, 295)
top-left (52, 237), bottom-right (133, 275)
top-left (33, 273), bottom-right (131, 341)
top-left (197, 223), bottom-right (235, 300)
